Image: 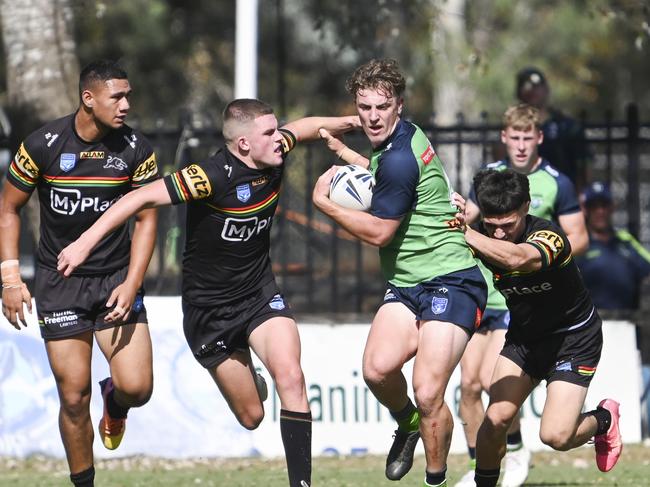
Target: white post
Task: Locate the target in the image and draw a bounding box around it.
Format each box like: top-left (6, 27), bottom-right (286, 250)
top-left (235, 0), bottom-right (259, 99)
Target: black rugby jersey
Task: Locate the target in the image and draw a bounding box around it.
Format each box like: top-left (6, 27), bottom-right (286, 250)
top-left (163, 129), bottom-right (296, 306)
top-left (480, 215), bottom-right (597, 341)
top-left (6, 113), bottom-right (159, 274)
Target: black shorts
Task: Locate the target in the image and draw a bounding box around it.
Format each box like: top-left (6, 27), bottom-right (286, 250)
top-left (182, 280), bottom-right (294, 369)
top-left (382, 265), bottom-right (487, 332)
top-left (500, 318), bottom-right (603, 387)
top-left (34, 266), bottom-right (147, 340)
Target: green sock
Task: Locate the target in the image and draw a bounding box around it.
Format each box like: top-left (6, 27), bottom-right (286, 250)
top-left (399, 408), bottom-right (420, 432)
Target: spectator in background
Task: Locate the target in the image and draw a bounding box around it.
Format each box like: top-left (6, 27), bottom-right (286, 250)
top-left (516, 67), bottom-right (591, 189)
top-left (575, 181), bottom-right (650, 436)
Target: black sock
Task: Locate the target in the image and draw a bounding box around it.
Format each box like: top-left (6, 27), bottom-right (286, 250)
top-left (390, 398), bottom-right (418, 431)
top-left (280, 409), bottom-right (312, 487)
top-left (425, 467), bottom-right (447, 486)
top-left (70, 466), bottom-right (95, 487)
top-left (468, 446), bottom-right (476, 460)
top-left (506, 429), bottom-right (523, 448)
top-left (107, 388), bottom-right (129, 419)
top-left (590, 407), bottom-right (612, 435)
top-left (474, 467), bottom-right (500, 487)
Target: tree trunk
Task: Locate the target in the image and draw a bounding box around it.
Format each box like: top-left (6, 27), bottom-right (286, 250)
top-left (0, 0), bottom-right (79, 271)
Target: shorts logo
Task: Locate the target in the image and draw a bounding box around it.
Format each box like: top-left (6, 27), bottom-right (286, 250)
top-left (103, 155), bottom-right (128, 171)
top-left (555, 361), bottom-right (572, 372)
top-left (431, 296), bottom-right (448, 315)
top-left (59, 153), bottom-right (76, 172)
top-left (132, 294), bottom-right (144, 313)
top-left (269, 294), bottom-right (286, 310)
top-left (41, 310), bottom-right (78, 329)
top-left (577, 365), bottom-right (597, 377)
top-left (236, 183), bottom-right (251, 202)
top-left (383, 289), bottom-right (396, 301)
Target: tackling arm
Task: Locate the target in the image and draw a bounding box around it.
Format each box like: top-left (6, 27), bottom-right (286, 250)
top-left (464, 227), bottom-right (543, 272)
top-left (57, 179), bottom-right (172, 276)
top-left (282, 115), bottom-right (361, 143)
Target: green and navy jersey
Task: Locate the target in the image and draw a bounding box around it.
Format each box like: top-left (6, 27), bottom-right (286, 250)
top-left (470, 158), bottom-right (580, 221)
top-left (163, 129), bottom-right (296, 306)
top-left (576, 229), bottom-right (650, 309)
top-left (368, 119), bottom-right (476, 286)
top-left (479, 215), bottom-right (597, 341)
top-left (6, 113), bottom-right (159, 274)
top-left (470, 158), bottom-right (580, 310)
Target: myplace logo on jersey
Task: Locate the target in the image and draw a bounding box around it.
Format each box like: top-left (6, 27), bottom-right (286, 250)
top-left (236, 184), bottom-right (251, 203)
top-left (501, 282), bottom-right (553, 298)
top-left (59, 153), bottom-right (76, 172)
top-left (50, 187), bottom-right (121, 215)
top-left (222, 216), bottom-right (272, 242)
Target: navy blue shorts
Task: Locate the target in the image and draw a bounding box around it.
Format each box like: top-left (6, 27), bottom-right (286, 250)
top-left (182, 280), bottom-right (294, 369)
top-left (34, 265), bottom-right (147, 340)
top-left (476, 308), bottom-right (510, 333)
top-left (382, 265), bottom-right (487, 332)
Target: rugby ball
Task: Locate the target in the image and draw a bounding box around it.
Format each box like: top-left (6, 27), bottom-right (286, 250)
top-left (329, 164), bottom-right (375, 211)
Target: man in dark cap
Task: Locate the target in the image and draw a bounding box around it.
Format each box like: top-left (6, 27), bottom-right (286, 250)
top-left (516, 67), bottom-right (591, 188)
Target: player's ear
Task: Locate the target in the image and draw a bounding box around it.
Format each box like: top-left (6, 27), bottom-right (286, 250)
top-left (238, 135), bottom-right (250, 153)
top-left (81, 90), bottom-right (94, 109)
top-left (397, 97), bottom-right (404, 116)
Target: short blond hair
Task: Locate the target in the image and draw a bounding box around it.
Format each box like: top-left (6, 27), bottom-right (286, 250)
top-left (502, 104), bottom-right (541, 132)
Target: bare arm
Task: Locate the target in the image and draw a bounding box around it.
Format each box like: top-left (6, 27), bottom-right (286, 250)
top-left (464, 227), bottom-right (543, 272)
top-left (465, 199), bottom-right (481, 225)
top-left (318, 128), bottom-right (370, 169)
top-left (282, 115), bottom-right (361, 143)
top-left (558, 212), bottom-right (588, 255)
top-left (0, 185), bottom-right (33, 328)
top-left (57, 179), bottom-right (172, 276)
top-left (312, 166), bottom-right (401, 246)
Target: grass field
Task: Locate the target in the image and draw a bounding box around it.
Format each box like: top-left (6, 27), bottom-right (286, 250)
top-left (1, 442), bottom-right (648, 486)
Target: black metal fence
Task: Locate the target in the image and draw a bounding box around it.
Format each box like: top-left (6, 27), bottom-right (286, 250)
top-left (2, 105), bottom-right (649, 313)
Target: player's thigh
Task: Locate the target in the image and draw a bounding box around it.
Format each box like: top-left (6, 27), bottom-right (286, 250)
top-left (249, 316), bottom-right (302, 376)
top-left (363, 302), bottom-right (418, 374)
top-left (480, 329), bottom-right (507, 390)
top-left (413, 320), bottom-right (469, 394)
top-left (460, 329), bottom-right (491, 386)
top-left (539, 379), bottom-right (589, 439)
top-left (486, 355), bottom-right (536, 422)
top-left (95, 322), bottom-right (153, 389)
top-left (45, 331), bottom-right (94, 400)
top-left (209, 350), bottom-right (262, 415)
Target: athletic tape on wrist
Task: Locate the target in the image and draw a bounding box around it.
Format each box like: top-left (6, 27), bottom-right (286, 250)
top-left (0, 260), bottom-right (19, 269)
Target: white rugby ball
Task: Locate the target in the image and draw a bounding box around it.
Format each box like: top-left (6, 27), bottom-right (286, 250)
top-left (329, 164), bottom-right (375, 211)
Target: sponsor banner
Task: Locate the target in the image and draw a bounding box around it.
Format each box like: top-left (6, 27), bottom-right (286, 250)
top-left (0, 297), bottom-right (641, 459)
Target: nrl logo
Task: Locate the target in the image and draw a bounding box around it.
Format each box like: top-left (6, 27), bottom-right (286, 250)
top-left (104, 155), bottom-right (128, 171)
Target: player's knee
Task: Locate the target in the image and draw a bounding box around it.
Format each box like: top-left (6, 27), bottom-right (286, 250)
top-left (59, 389), bottom-right (91, 419)
top-left (413, 382), bottom-right (445, 415)
top-left (112, 376), bottom-right (153, 408)
top-left (459, 376), bottom-right (482, 399)
top-left (362, 356), bottom-right (394, 387)
top-left (484, 406), bottom-right (512, 433)
top-left (273, 363), bottom-right (304, 389)
top-left (540, 428), bottom-right (573, 451)
top-left (236, 407), bottom-right (265, 430)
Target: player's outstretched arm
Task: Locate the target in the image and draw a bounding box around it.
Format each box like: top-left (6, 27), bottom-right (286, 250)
top-left (318, 128), bottom-right (369, 169)
top-left (282, 115), bottom-right (361, 143)
top-left (464, 227), bottom-right (542, 272)
top-left (57, 179), bottom-right (172, 277)
top-left (0, 185), bottom-right (33, 329)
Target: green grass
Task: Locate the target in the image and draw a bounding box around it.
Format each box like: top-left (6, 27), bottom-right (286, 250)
top-left (1, 443), bottom-right (648, 486)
